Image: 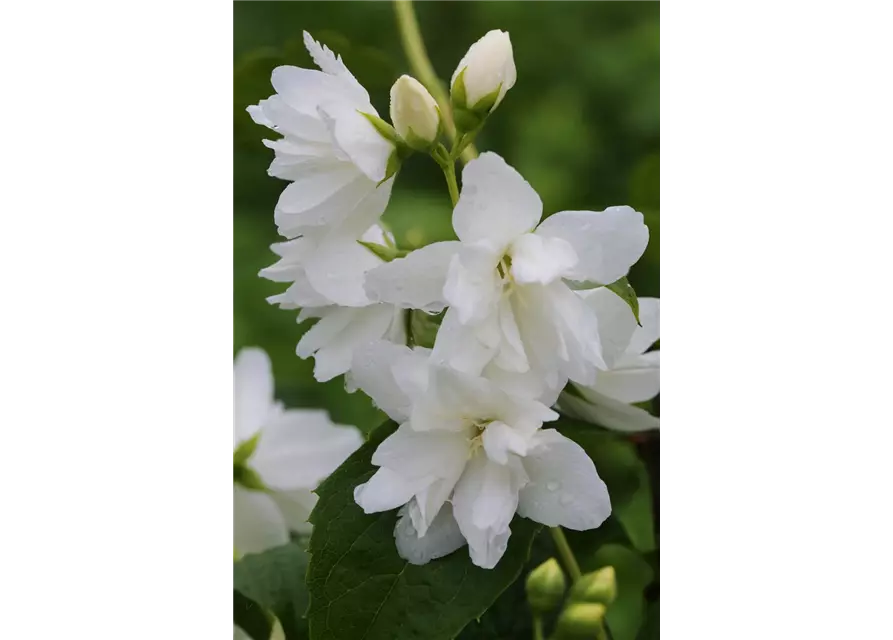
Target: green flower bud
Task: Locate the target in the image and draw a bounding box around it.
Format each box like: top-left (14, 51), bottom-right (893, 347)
top-left (525, 558), bottom-right (566, 614)
top-left (554, 602), bottom-right (608, 640)
top-left (569, 566), bottom-right (617, 605)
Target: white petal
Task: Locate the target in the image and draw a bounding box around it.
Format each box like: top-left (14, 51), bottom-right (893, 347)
top-left (354, 467), bottom-right (425, 514)
top-left (509, 233), bottom-right (578, 285)
top-left (346, 340), bottom-right (417, 422)
top-left (252, 409), bottom-right (362, 490)
top-left (274, 167), bottom-right (374, 238)
top-left (319, 104), bottom-right (393, 183)
top-left (578, 287), bottom-right (638, 369)
top-left (395, 502), bottom-right (466, 565)
top-left (594, 351), bottom-right (660, 404)
top-left (302, 31), bottom-right (369, 103)
top-left (301, 305), bottom-right (399, 382)
top-left (535, 207), bottom-right (649, 285)
top-left (364, 241), bottom-right (461, 312)
top-left (557, 388), bottom-right (660, 432)
top-left (371, 423), bottom-right (469, 480)
top-left (411, 473), bottom-right (462, 536)
top-left (431, 307), bottom-right (497, 375)
top-left (270, 489), bottom-right (318, 536)
top-left (271, 65), bottom-right (368, 118)
top-left (451, 454), bottom-right (523, 569)
top-left (482, 421), bottom-right (529, 465)
top-left (248, 94), bottom-right (330, 143)
top-left (234, 348), bottom-right (276, 445)
top-left (263, 137), bottom-right (335, 181)
top-left (301, 179), bottom-right (395, 305)
top-left (627, 297), bottom-right (660, 355)
top-left (410, 365), bottom-right (517, 433)
top-left (390, 346), bottom-right (431, 399)
top-left (508, 285), bottom-right (564, 391)
top-left (453, 153), bottom-right (542, 249)
top-left (482, 363), bottom-right (566, 408)
top-left (542, 282), bottom-right (606, 383)
top-left (234, 487), bottom-right (289, 554)
top-left (443, 244), bottom-right (502, 325)
top-left (490, 294), bottom-right (529, 373)
top-left (518, 430), bottom-right (611, 530)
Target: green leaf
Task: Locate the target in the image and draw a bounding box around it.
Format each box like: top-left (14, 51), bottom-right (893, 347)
top-left (557, 422), bottom-right (641, 512)
top-left (358, 111), bottom-right (400, 146)
top-left (357, 241), bottom-right (399, 263)
top-left (234, 589), bottom-right (273, 640)
top-left (558, 421), bottom-right (655, 553)
top-left (606, 277), bottom-right (641, 326)
top-left (307, 421), bottom-right (542, 640)
top-left (588, 545), bottom-right (654, 640)
top-left (234, 543), bottom-right (311, 640)
top-left (636, 601), bottom-right (659, 640)
top-left (450, 67), bottom-right (468, 109)
top-left (614, 464), bottom-right (655, 553)
top-left (409, 309), bottom-right (444, 349)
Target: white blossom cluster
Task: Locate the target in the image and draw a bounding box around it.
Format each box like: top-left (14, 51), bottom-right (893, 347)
top-left (244, 31), bottom-right (660, 568)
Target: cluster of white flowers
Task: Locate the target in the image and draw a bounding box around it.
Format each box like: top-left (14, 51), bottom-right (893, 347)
top-left (246, 30), bottom-right (660, 569)
top-left (233, 347), bottom-right (362, 554)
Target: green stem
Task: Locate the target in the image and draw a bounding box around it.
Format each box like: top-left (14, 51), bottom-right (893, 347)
top-left (533, 615), bottom-right (545, 640)
top-left (549, 527), bottom-right (582, 582)
top-left (393, 0), bottom-right (478, 164)
top-left (442, 160), bottom-right (460, 207)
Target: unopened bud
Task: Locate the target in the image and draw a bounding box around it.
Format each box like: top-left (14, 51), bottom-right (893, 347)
top-left (554, 602), bottom-right (608, 640)
top-left (390, 75), bottom-right (441, 151)
top-left (525, 558), bottom-right (566, 614)
top-left (450, 30), bottom-right (516, 131)
top-left (569, 566), bottom-right (617, 605)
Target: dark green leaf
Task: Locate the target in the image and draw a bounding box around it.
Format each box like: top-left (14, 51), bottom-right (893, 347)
top-left (614, 464), bottom-right (655, 553)
top-left (588, 545), bottom-right (653, 640)
top-left (606, 277), bottom-right (641, 326)
top-left (234, 589), bottom-right (273, 640)
top-left (636, 601), bottom-right (659, 640)
top-left (558, 422), bottom-right (641, 508)
top-left (234, 543), bottom-right (311, 639)
top-left (308, 421), bottom-right (542, 640)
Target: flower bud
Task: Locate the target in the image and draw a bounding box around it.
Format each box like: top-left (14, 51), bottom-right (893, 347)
top-left (389, 75), bottom-right (441, 151)
top-left (450, 30), bottom-right (516, 131)
top-left (554, 602), bottom-right (608, 640)
top-left (525, 558), bottom-right (566, 614)
top-left (569, 566), bottom-right (617, 605)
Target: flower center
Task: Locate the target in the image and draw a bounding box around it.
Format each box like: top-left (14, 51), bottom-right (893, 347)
top-left (467, 418), bottom-right (492, 457)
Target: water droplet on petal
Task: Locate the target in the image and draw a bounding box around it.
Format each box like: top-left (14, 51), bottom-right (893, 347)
top-left (546, 481), bottom-right (560, 491)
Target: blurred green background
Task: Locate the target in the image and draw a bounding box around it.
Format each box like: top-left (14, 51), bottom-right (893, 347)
top-left (234, 1), bottom-right (659, 434)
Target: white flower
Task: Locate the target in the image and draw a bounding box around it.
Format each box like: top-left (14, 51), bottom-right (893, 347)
top-left (390, 75), bottom-right (441, 150)
top-left (557, 292), bottom-right (660, 432)
top-left (451, 30), bottom-right (516, 113)
top-left (364, 152), bottom-right (649, 401)
top-left (349, 341), bottom-right (611, 569)
top-left (261, 224), bottom-right (407, 382)
top-left (248, 32), bottom-right (397, 304)
top-left (233, 347), bottom-right (363, 554)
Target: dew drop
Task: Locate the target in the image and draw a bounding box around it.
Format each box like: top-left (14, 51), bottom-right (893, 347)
top-left (546, 481), bottom-right (560, 492)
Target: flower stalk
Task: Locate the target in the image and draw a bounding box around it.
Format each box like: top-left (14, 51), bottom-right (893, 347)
top-left (550, 527), bottom-right (583, 583)
top-left (394, 0), bottom-right (478, 164)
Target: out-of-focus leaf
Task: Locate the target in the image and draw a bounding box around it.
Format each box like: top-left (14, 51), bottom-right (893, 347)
top-left (235, 589), bottom-right (273, 640)
top-left (234, 542), bottom-right (310, 639)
